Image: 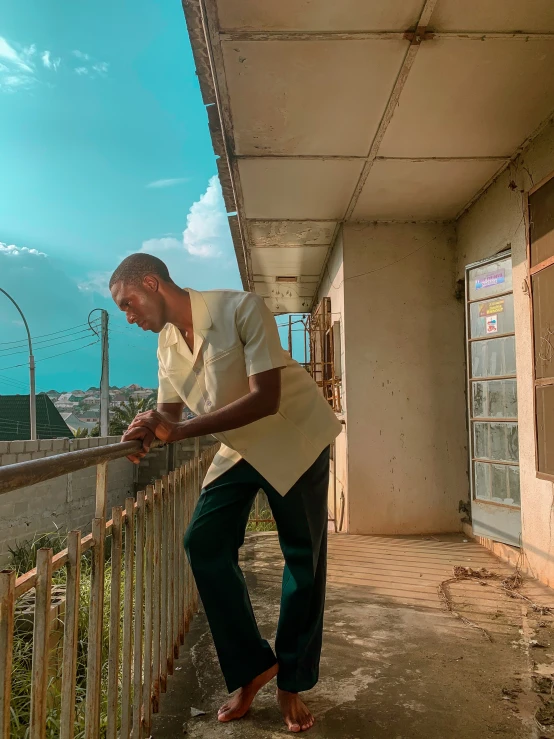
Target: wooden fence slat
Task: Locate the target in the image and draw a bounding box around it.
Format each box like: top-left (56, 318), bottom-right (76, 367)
top-left (30, 548), bottom-right (53, 739)
top-left (152, 481), bottom-right (162, 711)
top-left (167, 471), bottom-right (175, 676)
top-left (0, 570), bottom-right (15, 739)
top-left (84, 518), bottom-right (105, 739)
top-left (142, 486), bottom-right (154, 735)
top-left (160, 477), bottom-right (168, 694)
top-left (133, 490), bottom-right (145, 739)
top-left (60, 532), bottom-right (81, 739)
top-left (106, 507), bottom-right (123, 739)
top-left (120, 498), bottom-right (135, 739)
top-left (172, 469), bottom-right (180, 659)
top-left (176, 466), bottom-right (185, 648)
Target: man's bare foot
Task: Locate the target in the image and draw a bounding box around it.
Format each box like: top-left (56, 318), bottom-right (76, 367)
top-left (277, 689), bottom-right (315, 732)
top-left (217, 664), bottom-right (278, 722)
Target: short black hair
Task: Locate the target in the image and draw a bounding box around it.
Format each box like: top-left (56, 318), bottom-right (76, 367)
top-left (109, 253), bottom-right (172, 290)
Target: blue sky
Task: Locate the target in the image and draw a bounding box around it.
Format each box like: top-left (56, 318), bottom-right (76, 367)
top-left (0, 0), bottom-right (244, 393)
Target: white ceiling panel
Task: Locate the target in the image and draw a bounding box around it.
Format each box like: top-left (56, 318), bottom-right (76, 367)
top-left (238, 159), bottom-right (363, 219)
top-left (379, 38), bottom-right (554, 158)
top-left (430, 0), bottom-right (554, 33)
top-left (251, 245), bottom-right (329, 277)
top-left (222, 40), bottom-right (407, 156)
top-left (249, 221), bottom-right (335, 246)
top-left (352, 159), bottom-right (502, 220)
top-left (216, 0), bottom-right (425, 32)
top-left (263, 295), bottom-right (314, 313)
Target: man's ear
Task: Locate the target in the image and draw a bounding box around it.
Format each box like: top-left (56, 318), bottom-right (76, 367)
top-left (143, 274), bottom-right (159, 292)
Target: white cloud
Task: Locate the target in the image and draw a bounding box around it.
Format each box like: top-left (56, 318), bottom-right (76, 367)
top-left (0, 242), bottom-right (46, 257)
top-left (41, 51), bottom-right (60, 71)
top-left (0, 37), bottom-right (33, 72)
top-left (92, 62), bottom-right (109, 75)
top-left (72, 50), bottom-right (90, 61)
top-left (183, 176), bottom-right (227, 257)
top-left (0, 37), bottom-right (36, 92)
top-left (78, 270), bottom-right (112, 297)
top-left (75, 67), bottom-right (89, 76)
top-left (146, 178), bottom-right (188, 189)
top-left (139, 177), bottom-right (232, 280)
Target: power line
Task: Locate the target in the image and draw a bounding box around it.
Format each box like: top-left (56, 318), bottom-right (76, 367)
top-left (0, 328), bottom-right (101, 358)
top-left (0, 340), bottom-right (100, 372)
top-left (0, 320), bottom-right (100, 348)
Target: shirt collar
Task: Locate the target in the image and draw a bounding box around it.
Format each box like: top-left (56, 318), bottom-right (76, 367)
top-left (161, 288), bottom-right (212, 348)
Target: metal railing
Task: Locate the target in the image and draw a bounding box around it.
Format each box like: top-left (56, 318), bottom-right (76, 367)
top-left (0, 438), bottom-right (217, 739)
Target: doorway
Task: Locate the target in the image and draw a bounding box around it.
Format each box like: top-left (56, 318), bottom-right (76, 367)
top-left (465, 252), bottom-right (522, 547)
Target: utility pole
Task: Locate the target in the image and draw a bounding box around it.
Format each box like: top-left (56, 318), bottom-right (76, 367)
top-left (288, 315), bottom-right (293, 358)
top-left (0, 288), bottom-right (36, 439)
top-left (100, 310), bottom-right (110, 437)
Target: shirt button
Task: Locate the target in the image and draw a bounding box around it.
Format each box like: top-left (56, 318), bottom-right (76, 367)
top-left (206, 400), bottom-right (212, 408)
top-left (194, 368), bottom-right (200, 376)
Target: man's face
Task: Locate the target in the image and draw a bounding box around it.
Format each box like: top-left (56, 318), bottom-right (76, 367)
top-left (110, 278), bottom-right (166, 333)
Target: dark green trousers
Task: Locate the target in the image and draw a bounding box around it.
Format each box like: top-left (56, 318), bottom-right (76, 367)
top-left (184, 447), bottom-right (330, 694)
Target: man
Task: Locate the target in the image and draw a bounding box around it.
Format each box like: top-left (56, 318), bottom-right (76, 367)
top-left (110, 253), bottom-right (341, 733)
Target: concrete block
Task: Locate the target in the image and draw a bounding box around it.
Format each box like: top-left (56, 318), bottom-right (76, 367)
top-left (0, 455), bottom-right (17, 466)
top-left (16, 453), bottom-right (31, 463)
top-left (24, 440), bottom-right (39, 453)
top-left (39, 440), bottom-right (54, 451)
top-left (9, 441), bottom-right (25, 454)
top-left (51, 440), bottom-right (68, 452)
top-left (0, 442), bottom-right (10, 454)
top-left (72, 439), bottom-right (89, 450)
top-left (31, 451), bottom-right (46, 460)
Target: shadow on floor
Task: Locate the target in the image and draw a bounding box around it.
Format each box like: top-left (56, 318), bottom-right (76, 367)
top-left (152, 532), bottom-right (554, 738)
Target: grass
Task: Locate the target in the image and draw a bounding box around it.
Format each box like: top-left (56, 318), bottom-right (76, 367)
top-left (246, 494), bottom-right (277, 533)
top-left (8, 530), bottom-right (123, 739)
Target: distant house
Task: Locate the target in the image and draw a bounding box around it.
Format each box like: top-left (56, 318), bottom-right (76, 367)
top-left (60, 413), bottom-right (96, 435)
top-left (0, 394), bottom-right (73, 441)
top-left (77, 410), bottom-right (100, 423)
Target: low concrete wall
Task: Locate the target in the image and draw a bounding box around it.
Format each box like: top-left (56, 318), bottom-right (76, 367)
top-left (0, 435), bottom-right (217, 567)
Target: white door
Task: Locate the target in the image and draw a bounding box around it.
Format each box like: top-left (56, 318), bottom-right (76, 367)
top-left (466, 252), bottom-right (522, 547)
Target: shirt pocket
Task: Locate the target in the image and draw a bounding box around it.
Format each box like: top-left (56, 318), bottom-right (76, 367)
top-left (203, 345), bottom-right (249, 408)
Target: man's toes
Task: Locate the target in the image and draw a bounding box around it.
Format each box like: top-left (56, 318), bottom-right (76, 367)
top-left (288, 722), bottom-right (301, 733)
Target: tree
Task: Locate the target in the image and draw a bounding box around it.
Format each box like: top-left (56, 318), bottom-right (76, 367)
top-left (73, 426), bottom-right (89, 438)
top-left (109, 396), bottom-right (157, 436)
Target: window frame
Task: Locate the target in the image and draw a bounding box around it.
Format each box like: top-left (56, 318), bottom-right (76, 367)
top-left (526, 168), bottom-right (554, 482)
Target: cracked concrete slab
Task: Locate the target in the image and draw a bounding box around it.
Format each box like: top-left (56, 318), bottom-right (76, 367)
top-left (152, 533), bottom-right (554, 738)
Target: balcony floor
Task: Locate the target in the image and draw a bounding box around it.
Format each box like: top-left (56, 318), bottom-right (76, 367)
top-left (152, 532), bottom-right (554, 738)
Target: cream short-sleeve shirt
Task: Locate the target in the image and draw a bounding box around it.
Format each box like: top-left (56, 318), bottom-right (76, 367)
top-left (157, 288), bottom-right (342, 495)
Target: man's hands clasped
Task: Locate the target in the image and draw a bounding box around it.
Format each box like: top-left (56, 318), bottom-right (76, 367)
top-left (122, 411), bottom-right (186, 463)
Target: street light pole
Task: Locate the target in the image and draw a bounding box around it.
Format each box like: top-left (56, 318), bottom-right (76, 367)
top-left (0, 288), bottom-right (36, 440)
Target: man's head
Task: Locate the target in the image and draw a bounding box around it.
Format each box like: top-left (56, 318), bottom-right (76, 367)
top-left (109, 253), bottom-right (174, 333)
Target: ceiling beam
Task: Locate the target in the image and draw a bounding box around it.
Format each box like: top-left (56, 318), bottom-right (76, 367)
top-left (234, 155), bottom-right (511, 162)
top-left (342, 0), bottom-right (440, 221)
top-left (219, 30), bottom-right (554, 42)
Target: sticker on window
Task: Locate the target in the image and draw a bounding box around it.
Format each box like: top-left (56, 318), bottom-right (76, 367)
top-left (475, 270), bottom-right (505, 290)
top-left (479, 299), bottom-right (505, 317)
top-left (486, 315), bottom-right (498, 334)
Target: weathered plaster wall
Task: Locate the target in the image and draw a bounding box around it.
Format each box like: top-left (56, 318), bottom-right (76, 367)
top-left (341, 222), bottom-right (468, 535)
top-left (456, 118), bottom-right (554, 586)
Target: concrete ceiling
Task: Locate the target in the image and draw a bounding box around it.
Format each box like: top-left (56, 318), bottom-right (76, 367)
top-left (182, 0), bottom-right (554, 312)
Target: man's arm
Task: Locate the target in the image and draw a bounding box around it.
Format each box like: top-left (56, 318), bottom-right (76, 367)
top-left (122, 368), bottom-right (281, 456)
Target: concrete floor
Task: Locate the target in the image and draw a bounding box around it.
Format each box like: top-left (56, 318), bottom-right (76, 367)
top-left (152, 533), bottom-right (554, 739)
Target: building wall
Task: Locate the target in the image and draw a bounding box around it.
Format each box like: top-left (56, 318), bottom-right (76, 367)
top-left (456, 119), bottom-right (554, 586)
top-left (317, 229), bottom-right (348, 530)
top-left (0, 435), bottom-right (218, 567)
top-left (339, 222), bottom-right (468, 535)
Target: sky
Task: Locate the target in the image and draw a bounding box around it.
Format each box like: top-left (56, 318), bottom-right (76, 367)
top-left (0, 0), bottom-right (245, 394)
